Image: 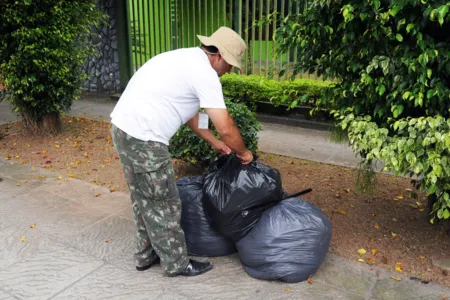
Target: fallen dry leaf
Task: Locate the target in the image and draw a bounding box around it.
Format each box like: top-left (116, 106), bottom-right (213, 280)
top-left (391, 276), bottom-right (401, 281)
top-left (374, 223), bottom-right (380, 229)
top-left (55, 144), bottom-right (60, 148)
top-left (410, 216), bottom-right (416, 221)
top-left (372, 249), bottom-right (378, 255)
top-left (284, 287), bottom-right (291, 292)
top-left (367, 257), bottom-right (375, 264)
top-left (95, 193), bottom-right (101, 197)
top-left (105, 238), bottom-right (112, 243)
top-left (395, 266), bottom-right (403, 273)
top-left (392, 218), bottom-right (398, 222)
top-left (16, 183), bottom-right (20, 187)
top-left (357, 258), bottom-right (365, 263)
top-left (442, 296), bottom-right (448, 300)
top-left (110, 188), bottom-right (116, 193)
top-left (68, 174), bottom-right (75, 178)
top-left (57, 176), bottom-right (63, 180)
top-left (30, 224), bottom-right (36, 229)
top-left (358, 248), bottom-right (367, 255)
top-left (419, 256), bottom-right (425, 259)
top-left (345, 188), bottom-right (350, 193)
top-left (396, 262), bottom-right (403, 265)
top-left (395, 195), bottom-right (404, 200)
top-left (335, 209), bottom-right (346, 215)
top-left (307, 277), bottom-right (313, 284)
top-left (391, 232), bottom-right (397, 237)
top-left (20, 237), bottom-right (25, 242)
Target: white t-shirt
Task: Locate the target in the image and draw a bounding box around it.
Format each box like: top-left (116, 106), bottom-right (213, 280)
top-left (110, 47), bottom-right (226, 145)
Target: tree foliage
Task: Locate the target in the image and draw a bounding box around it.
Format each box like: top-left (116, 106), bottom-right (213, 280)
top-left (0, 0), bottom-right (105, 135)
top-left (274, 0), bottom-right (450, 221)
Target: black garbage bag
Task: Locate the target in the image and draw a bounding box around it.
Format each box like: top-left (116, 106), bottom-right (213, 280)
top-left (202, 154), bottom-right (284, 242)
top-left (177, 176), bottom-right (236, 257)
top-left (235, 197), bottom-right (332, 283)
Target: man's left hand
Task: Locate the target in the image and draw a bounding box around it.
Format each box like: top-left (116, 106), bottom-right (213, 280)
top-left (211, 140), bottom-right (231, 156)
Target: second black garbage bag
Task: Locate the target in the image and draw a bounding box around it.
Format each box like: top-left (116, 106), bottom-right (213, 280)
top-left (202, 154), bottom-right (284, 242)
top-left (177, 176), bottom-right (236, 257)
top-left (235, 197), bottom-right (332, 283)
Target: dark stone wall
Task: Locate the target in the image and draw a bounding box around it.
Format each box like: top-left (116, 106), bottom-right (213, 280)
top-left (83, 0), bottom-right (120, 93)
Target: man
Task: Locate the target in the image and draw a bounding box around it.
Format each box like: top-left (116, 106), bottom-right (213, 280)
top-left (110, 26), bottom-right (254, 277)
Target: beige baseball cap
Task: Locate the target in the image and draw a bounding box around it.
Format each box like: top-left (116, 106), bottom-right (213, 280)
top-left (197, 27), bottom-right (247, 70)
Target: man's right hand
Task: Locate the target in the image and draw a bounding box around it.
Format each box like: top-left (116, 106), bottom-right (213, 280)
top-left (237, 150), bottom-right (253, 165)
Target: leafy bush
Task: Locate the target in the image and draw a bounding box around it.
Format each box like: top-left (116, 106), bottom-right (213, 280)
top-left (0, 0), bottom-right (105, 135)
top-left (274, 1), bottom-right (450, 221)
top-left (220, 73), bottom-right (332, 110)
top-left (169, 100), bottom-right (262, 166)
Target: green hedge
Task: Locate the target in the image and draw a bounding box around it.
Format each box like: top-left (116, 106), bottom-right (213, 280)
top-left (220, 73), bottom-right (333, 110)
top-left (169, 100), bottom-right (261, 166)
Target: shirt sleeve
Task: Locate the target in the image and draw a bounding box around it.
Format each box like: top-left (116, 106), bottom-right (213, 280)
top-left (191, 70), bottom-right (227, 109)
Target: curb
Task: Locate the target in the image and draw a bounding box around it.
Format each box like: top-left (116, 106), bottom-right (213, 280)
top-left (256, 113), bottom-right (331, 131)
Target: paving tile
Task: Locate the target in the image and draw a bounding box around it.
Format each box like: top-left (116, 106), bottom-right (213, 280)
top-left (60, 215), bottom-right (136, 262)
top-left (157, 256), bottom-right (305, 300)
top-left (35, 180), bottom-right (129, 214)
top-left (0, 177), bottom-right (44, 199)
top-left (31, 201), bottom-right (110, 240)
top-left (0, 289), bottom-right (17, 300)
top-left (311, 254), bottom-right (377, 297)
top-left (113, 206), bottom-right (133, 220)
top-left (0, 180), bottom-right (68, 230)
top-left (0, 224), bottom-right (55, 271)
top-left (78, 191), bottom-right (129, 214)
top-left (296, 282), bottom-right (366, 300)
top-left (52, 264), bottom-right (162, 300)
top-left (370, 274), bottom-right (450, 300)
top-left (0, 243), bottom-right (103, 300)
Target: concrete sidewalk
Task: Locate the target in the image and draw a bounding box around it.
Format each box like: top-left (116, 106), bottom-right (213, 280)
top-left (1, 96), bottom-right (449, 299)
top-left (1, 159), bottom-right (449, 300)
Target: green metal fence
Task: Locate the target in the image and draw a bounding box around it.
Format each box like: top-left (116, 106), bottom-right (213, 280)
top-left (126, 0), bottom-right (312, 80)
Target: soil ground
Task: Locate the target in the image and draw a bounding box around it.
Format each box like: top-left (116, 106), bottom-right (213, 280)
top-left (1, 116), bottom-right (449, 286)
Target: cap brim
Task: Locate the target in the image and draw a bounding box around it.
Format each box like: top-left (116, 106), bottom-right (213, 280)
top-left (197, 35), bottom-right (242, 70)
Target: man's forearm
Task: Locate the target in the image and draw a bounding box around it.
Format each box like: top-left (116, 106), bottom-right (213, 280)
top-left (218, 125), bottom-right (248, 154)
top-left (187, 113), bottom-right (247, 154)
top-left (186, 113), bottom-right (219, 145)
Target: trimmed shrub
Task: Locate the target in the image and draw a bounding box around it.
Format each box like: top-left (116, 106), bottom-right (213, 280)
top-left (220, 73), bottom-right (333, 110)
top-left (169, 100), bottom-right (261, 166)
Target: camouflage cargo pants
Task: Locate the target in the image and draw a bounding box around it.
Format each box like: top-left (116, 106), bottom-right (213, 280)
top-left (111, 125), bottom-right (189, 276)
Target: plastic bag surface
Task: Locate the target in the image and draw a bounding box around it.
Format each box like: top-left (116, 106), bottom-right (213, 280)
top-left (202, 155), bottom-right (283, 242)
top-left (235, 197), bottom-right (332, 283)
top-left (177, 176), bottom-right (236, 257)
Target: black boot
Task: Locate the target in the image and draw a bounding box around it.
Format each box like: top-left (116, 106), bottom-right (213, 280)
top-left (176, 260), bottom-right (213, 276)
top-left (136, 255), bottom-right (160, 271)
